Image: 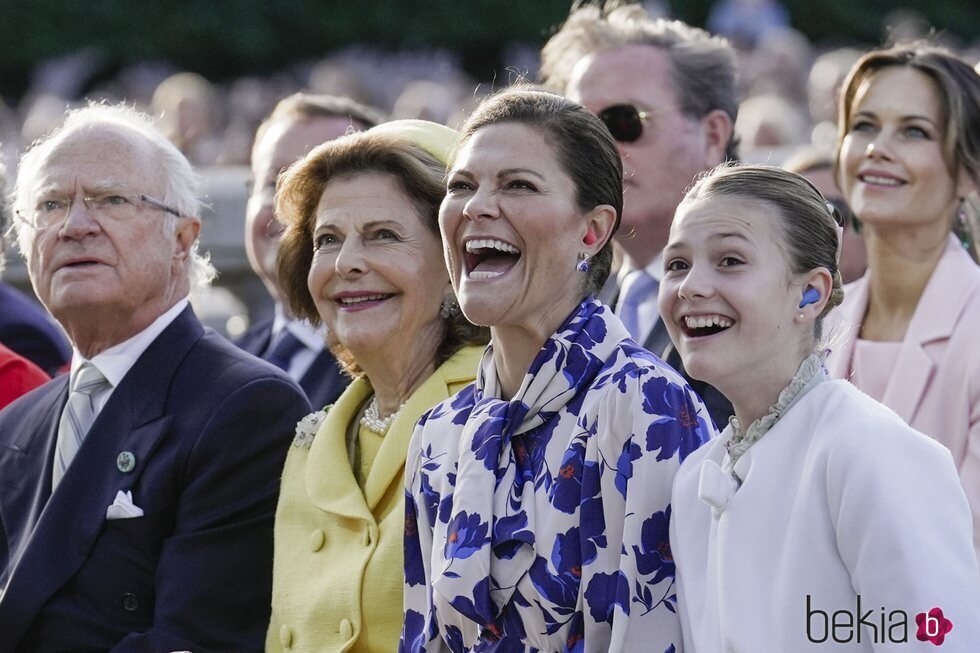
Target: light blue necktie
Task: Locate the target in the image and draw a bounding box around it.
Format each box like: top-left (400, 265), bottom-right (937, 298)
top-left (618, 270), bottom-right (658, 341)
top-left (53, 362), bottom-right (111, 489)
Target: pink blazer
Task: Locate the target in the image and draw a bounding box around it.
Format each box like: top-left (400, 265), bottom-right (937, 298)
top-left (826, 235), bottom-right (980, 553)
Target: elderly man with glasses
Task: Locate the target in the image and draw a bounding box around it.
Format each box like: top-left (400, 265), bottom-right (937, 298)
top-left (0, 104), bottom-right (311, 652)
top-left (540, 1), bottom-right (740, 428)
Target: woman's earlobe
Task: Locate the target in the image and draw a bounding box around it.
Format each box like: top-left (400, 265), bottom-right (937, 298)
top-left (955, 166), bottom-right (978, 199)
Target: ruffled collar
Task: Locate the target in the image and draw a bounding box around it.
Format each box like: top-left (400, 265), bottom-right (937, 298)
top-left (726, 351), bottom-right (828, 465)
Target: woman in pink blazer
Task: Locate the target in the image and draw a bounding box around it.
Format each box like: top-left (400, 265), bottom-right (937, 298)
top-left (827, 44), bottom-right (980, 553)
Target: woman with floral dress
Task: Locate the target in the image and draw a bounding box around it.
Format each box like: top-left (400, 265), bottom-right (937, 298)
top-left (401, 89), bottom-right (715, 652)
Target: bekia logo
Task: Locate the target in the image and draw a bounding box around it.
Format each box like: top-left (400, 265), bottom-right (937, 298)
top-left (806, 595), bottom-right (954, 646)
top-left (915, 608), bottom-right (953, 646)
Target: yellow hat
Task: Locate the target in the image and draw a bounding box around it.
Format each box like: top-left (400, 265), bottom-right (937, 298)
top-left (365, 119), bottom-right (458, 166)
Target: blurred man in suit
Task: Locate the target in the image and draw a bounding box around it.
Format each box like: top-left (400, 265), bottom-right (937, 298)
top-left (0, 104), bottom-right (311, 651)
top-left (541, 1), bottom-right (740, 426)
top-left (238, 93), bottom-right (383, 409)
top-left (0, 282), bottom-right (70, 375)
top-left (0, 161), bottom-right (70, 376)
top-left (0, 167), bottom-right (52, 407)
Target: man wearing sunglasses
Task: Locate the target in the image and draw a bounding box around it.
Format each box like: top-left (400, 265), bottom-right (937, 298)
top-left (0, 104), bottom-right (311, 651)
top-left (541, 1), bottom-right (739, 428)
top-left (239, 93), bottom-right (382, 409)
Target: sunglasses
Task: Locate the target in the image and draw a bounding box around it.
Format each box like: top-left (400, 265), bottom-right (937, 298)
top-left (598, 104), bottom-right (651, 143)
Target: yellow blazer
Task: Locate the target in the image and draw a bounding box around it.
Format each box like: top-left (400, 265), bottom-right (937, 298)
top-left (267, 346), bottom-right (482, 653)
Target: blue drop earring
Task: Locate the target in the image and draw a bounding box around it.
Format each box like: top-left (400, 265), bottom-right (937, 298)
top-left (577, 253), bottom-right (590, 273)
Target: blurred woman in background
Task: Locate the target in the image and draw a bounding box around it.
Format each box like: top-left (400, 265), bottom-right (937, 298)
top-left (826, 45), bottom-right (980, 554)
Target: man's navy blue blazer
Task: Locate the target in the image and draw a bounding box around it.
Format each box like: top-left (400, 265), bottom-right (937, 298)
top-left (235, 316), bottom-right (348, 410)
top-left (0, 305), bottom-right (311, 652)
top-left (0, 283), bottom-right (70, 376)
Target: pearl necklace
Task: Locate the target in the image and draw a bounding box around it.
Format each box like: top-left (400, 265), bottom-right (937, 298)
top-left (360, 396), bottom-right (405, 434)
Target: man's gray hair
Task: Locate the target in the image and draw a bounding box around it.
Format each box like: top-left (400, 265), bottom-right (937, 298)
top-left (11, 103), bottom-right (216, 291)
top-left (540, 2), bottom-right (740, 161)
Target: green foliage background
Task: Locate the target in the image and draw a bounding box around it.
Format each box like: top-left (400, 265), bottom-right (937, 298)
top-left (0, 0), bottom-right (976, 100)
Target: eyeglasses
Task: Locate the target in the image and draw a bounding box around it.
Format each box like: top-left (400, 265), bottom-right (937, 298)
top-left (598, 104), bottom-right (652, 143)
top-left (16, 193), bottom-right (181, 230)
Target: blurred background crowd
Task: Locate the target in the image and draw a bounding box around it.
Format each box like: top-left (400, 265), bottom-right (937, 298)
top-left (2, 0), bottom-right (978, 337)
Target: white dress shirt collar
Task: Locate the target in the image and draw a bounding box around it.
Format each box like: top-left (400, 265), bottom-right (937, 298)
top-left (271, 303), bottom-right (326, 352)
top-left (617, 251), bottom-right (664, 286)
top-left (70, 298), bottom-right (189, 391)
top-left (270, 303), bottom-right (327, 382)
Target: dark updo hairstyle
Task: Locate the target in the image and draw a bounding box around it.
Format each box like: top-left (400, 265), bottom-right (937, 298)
top-left (681, 164), bottom-right (845, 342)
top-left (835, 43), bottom-right (980, 261)
top-left (275, 131), bottom-right (489, 378)
top-left (455, 88), bottom-right (624, 297)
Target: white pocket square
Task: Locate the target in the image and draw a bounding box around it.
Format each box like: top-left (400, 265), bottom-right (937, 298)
top-left (106, 490), bottom-right (144, 520)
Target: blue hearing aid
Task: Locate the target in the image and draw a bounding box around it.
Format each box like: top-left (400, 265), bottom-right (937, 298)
top-left (799, 287), bottom-right (820, 308)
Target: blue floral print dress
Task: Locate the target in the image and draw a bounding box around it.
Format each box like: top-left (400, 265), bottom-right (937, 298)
top-left (401, 299), bottom-right (715, 652)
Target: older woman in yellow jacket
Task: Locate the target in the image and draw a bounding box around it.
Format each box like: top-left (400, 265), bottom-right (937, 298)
top-left (266, 120), bottom-right (488, 652)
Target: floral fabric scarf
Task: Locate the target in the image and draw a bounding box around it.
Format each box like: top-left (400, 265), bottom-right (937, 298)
top-left (402, 299), bottom-right (715, 652)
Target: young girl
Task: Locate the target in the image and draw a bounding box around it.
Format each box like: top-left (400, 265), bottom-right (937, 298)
top-left (660, 165), bottom-right (980, 651)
